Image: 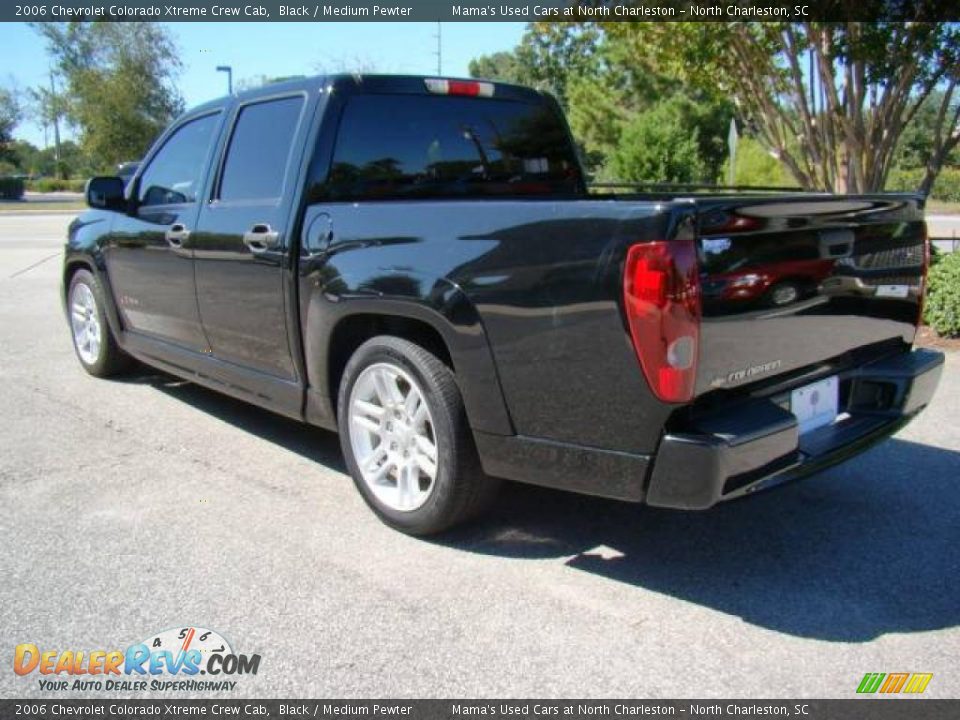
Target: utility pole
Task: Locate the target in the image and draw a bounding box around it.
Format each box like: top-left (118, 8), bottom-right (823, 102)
top-left (434, 22), bottom-right (442, 75)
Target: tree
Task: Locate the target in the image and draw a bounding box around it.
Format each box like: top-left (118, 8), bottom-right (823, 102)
top-left (314, 54), bottom-right (379, 76)
top-left (608, 21), bottom-right (960, 194)
top-left (894, 90), bottom-right (960, 171)
top-left (470, 25), bottom-right (602, 104)
top-left (608, 99), bottom-right (706, 184)
top-left (32, 22), bottom-right (184, 170)
top-left (468, 51), bottom-right (530, 86)
top-left (562, 28), bottom-right (671, 167)
top-left (28, 80), bottom-right (68, 178)
top-left (470, 24), bottom-right (732, 182)
top-left (8, 140), bottom-right (40, 175)
top-left (0, 85), bottom-right (22, 164)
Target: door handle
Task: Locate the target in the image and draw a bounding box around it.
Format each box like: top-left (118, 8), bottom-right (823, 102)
top-left (243, 223), bottom-right (280, 252)
top-left (165, 223), bottom-right (190, 247)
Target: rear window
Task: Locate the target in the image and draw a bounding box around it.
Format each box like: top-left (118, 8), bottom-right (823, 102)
top-left (320, 94), bottom-right (581, 200)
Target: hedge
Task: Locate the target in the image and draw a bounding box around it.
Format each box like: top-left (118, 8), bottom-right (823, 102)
top-left (26, 177), bottom-right (87, 193)
top-left (0, 177), bottom-right (25, 200)
top-left (924, 250), bottom-right (960, 338)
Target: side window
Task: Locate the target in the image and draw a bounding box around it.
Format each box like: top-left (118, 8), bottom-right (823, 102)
top-left (219, 96), bottom-right (304, 202)
top-left (138, 113), bottom-right (220, 207)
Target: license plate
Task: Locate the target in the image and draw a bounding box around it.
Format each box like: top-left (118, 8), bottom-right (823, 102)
top-left (791, 376), bottom-right (839, 434)
top-left (876, 284), bottom-right (910, 298)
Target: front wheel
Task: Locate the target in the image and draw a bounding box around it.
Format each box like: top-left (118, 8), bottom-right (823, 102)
top-left (767, 281), bottom-right (802, 307)
top-left (67, 269), bottom-right (133, 377)
top-left (337, 336), bottom-right (499, 535)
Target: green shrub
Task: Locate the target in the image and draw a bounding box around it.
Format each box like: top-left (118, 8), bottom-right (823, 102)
top-left (608, 100), bottom-right (705, 184)
top-left (931, 167), bottom-right (960, 202)
top-left (0, 176), bottom-right (25, 200)
top-left (886, 167), bottom-right (922, 192)
top-left (27, 177), bottom-right (87, 193)
top-left (886, 166), bottom-right (960, 202)
top-left (720, 137), bottom-right (798, 188)
top-left (924, 249), bottom-right (960, 337)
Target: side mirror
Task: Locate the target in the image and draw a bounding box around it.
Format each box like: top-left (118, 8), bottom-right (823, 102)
top-left (86, 176), bottom-right (127, 211)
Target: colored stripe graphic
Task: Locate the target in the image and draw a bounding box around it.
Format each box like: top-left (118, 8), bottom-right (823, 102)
top-left (857, 672), bottom-right (933, 694)
top-left (903, 674), bottom-right (934, 694)
top-left (857, 673), bottom-right (885, 693)
top-left (880, 673), bottom-right (909, 693)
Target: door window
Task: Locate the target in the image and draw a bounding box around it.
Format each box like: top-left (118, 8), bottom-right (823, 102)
top-left (218, 96), bottom-right (305, 202)
top-left (138, 113), bottom-right (220, 207)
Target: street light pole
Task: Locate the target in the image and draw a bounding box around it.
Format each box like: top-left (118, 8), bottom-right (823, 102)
top-left (216, 65), bottom-right (233, 95)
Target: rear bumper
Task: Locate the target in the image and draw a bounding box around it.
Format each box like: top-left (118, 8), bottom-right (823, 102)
top-left (646, 348), bottom-right (944, 509)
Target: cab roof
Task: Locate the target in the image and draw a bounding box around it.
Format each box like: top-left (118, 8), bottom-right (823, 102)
top-left (190, 73), bottom-right (549, 115)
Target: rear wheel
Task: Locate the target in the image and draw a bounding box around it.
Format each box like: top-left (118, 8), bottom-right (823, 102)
top-left (337, 336), bottom-right (499, 535)
top-left (68, 269), bottom-right (133, 377)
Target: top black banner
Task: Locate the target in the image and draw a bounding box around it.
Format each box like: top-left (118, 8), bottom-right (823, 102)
top-left (1, 700), bottom-right (959, 720)
top-left (5, 0), bottom-right (960, 22)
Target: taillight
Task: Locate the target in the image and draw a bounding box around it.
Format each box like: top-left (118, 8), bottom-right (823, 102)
top-left (424, 78), bottom-right (494, 97)
top-left (623, 240), bottom-right (701, 403)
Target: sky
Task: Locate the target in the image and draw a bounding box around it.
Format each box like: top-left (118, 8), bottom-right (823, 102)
top-left (0, 21), bottom-right (527, 148)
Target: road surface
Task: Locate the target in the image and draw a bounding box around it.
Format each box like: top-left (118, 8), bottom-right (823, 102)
top-left (1, 214), bottom-right (958, 700)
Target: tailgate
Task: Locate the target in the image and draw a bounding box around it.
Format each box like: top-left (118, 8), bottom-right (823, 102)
top-left (694, 194), bottom-right (925, 395)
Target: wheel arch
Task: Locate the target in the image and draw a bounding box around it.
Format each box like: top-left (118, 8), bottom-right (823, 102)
top-left (328, 314), bottom-right (453, 407)
top-left (62, 253), bottom-right (125, 342)
top-left (62, 256), bottom-right (93, 303)
top-left (302, 291), bottom-right (514, 437)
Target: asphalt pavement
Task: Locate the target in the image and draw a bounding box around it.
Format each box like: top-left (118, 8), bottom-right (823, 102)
top-left (1, 214), bottom-right (958, 700)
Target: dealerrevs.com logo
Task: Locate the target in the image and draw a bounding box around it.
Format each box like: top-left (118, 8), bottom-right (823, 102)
top-left (13, 626), bottom-right (261, 692)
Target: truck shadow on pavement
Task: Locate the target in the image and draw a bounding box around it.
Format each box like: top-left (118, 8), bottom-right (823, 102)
top-left (446, 438), bottom-right (960, 643)
top-left (127, 371), bottom-right (347, 473)
top-left (125, 370), bottom-right (956, 643)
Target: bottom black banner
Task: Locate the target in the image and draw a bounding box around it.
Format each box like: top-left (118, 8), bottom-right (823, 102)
top-left (0, 700), bottom-right (957, 720)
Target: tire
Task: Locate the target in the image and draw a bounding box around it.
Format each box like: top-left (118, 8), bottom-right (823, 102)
top-left (337, 335), bottom-right (500, 535)
top-left (67, 268), bottom-right (134, 378)
top-left (766, 281), bottom-right (801, 307)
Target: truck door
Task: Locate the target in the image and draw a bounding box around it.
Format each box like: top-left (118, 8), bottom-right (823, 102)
top-left (104, 111), bottom-right (222, 352)
top-left (192, 93), bottom-right (308, 381)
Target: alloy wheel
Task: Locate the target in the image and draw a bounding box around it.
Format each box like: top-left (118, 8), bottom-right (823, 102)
top-left (70, 282), bottom-right (102, 365)
top-left (347, 362), bottom-right (439, 512)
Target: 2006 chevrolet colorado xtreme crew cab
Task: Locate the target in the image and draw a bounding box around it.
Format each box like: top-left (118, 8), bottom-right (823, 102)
top-left (64, 74), bottom-right (944, 534)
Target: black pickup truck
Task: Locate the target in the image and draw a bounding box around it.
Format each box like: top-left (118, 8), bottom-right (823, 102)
top-left (64, 74), bottom-right (944, 534)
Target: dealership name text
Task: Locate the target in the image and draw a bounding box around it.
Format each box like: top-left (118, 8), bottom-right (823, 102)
top-left (21, 2), bottom-right (810, 18)
top-left (453, 4), bottom-right (805, 17)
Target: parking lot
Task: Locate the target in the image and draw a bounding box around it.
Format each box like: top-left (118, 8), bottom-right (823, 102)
top-left (1, 213), bottom-right (958, 699)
